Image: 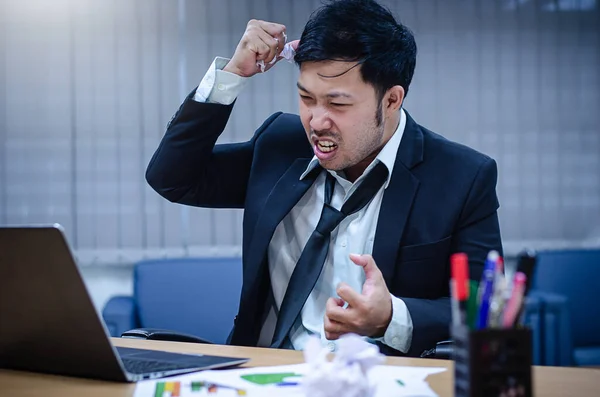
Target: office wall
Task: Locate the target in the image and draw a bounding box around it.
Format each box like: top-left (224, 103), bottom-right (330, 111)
top-left (1, 0), bottom-right (599, 275)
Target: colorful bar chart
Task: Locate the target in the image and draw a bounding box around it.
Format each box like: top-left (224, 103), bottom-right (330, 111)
top-left (154, 381), bottom-right (246, 396)
top-left (154, 381), bottom-right (181, 397)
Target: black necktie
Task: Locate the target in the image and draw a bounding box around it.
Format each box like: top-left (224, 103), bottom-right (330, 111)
top-left (270, 161), bottom-right (389, 348)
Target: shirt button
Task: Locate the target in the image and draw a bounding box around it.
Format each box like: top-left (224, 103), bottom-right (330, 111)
top-left (327, 342), bottom-right (336, 352)
top-left (340, 239), bottom-right (347, 247)
top-left (217, 83), bottom-right (225, 91)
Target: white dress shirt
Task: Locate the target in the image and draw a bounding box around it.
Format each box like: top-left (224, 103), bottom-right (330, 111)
top-left (193, 57), bottom-right (414, 353)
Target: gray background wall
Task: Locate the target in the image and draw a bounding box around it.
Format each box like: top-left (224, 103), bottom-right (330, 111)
top-left (1, 0), bottom-right (599, 308)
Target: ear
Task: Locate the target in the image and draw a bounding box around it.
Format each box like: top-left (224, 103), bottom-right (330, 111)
top-left (383, 85), bottom-right (405, 114)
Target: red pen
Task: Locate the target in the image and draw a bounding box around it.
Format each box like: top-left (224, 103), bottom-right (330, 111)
top-left (451, 253), bottom-right (469, 326)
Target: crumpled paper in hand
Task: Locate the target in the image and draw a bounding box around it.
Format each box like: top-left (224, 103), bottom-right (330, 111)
top-left (301, 334), bottom-right (385, 397)
top-left (256, 34), bottom-right (296, 72)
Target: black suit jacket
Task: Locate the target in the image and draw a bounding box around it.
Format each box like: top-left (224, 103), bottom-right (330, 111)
top-left (146, 93), bottom-right (503, 357)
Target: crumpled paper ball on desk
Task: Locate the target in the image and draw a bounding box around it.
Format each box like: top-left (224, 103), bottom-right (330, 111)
top-left (301, 334), bottom-right (385, 397)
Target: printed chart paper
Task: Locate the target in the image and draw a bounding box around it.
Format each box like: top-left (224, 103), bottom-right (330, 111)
top-left (134, 364), bottom-right (446, 397)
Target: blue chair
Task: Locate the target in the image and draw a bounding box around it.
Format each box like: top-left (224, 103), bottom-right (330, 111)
top-left (519, 293), bottom-right (545, 365)
top-left (102, 257), bottom-right (242, 345)
top-left (531, 249), bottom-right (600, 366)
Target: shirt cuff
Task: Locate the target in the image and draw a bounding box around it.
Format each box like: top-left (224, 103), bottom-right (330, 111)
top-left (193, 57), bottom-right (249, 105)
top-left (374, 294), bottom-right (413, 353)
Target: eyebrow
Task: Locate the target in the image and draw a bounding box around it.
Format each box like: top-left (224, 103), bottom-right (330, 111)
top-left (296, 82), bottom-right (354, 99)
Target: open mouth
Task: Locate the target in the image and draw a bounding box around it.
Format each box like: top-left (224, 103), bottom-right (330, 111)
top-left (313, 138), bottom-right (339, 160)
top-left (317, 140), bottom-right (337, 153)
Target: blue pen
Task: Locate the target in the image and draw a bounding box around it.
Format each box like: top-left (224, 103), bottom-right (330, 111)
top-left (475, 251), bottom-right (499, 324)
top-left (476, 269), bottom-right (495, 329)
top-left (483, 251), bottom-right (499, 273)
top-left (478, 251), bottom-right (498, 300)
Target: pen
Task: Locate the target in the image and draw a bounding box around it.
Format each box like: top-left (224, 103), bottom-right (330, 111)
top-left (488, 257), bottom-right (507, 328)
top-left (512, 250), bottom-right (537, 325)
top-left (502, 272), bottom-right (527, 328)
top-left (516, 250), bottom-right (537, 296)
top-left (450, 279), bottom-right (459, 326)
top-left (467, 280), bottom-right (479, 329)
top-left (483, 250), bottom-right (499, 273)
top-left (477, 251), bottom-right (499, 307)
top-left (476, 269), bottom-right (494, 329)
top-left (451, 253), bottom-right (469, 326)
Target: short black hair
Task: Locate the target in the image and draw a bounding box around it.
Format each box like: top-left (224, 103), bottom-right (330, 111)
top-left (295, 0), bottom-right (417, 101)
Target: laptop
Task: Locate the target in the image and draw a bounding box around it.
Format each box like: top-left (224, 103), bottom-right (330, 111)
top-left (0, 224), bottom-right (248, 382)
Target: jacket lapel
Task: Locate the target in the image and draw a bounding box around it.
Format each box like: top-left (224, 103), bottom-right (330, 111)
top-left (236, 158), bottom-right (318, 341)
top-left (372, 112), bottom-right (424, 286)
top-left (246, 158), bottom-right (319, 272)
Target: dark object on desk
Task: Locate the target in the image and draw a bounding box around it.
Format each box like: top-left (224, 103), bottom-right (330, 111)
top-left (420, 340), bottom-right (454, 360)
top-left (0, 225), bottom-right (248, 382)
top-left (452, 325), bottom-right (533, 397)
top-left (122, 328), bottom-right (212, 344)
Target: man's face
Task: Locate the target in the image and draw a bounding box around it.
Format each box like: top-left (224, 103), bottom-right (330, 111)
top-left (297, 61), bottom-right (385, 173)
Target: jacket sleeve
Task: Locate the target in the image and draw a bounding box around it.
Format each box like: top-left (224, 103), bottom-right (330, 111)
top-left (146, 90), bottom-right (281, 208)
top-left (386, 157), bottom-right (502, 357)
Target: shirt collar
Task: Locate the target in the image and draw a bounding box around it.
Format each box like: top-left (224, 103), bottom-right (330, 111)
top-left (300, 108), bottom-right (406, 189)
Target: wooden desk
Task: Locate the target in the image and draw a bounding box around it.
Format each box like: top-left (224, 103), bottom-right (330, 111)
top-left (1, 338), bottom-right (599, 397)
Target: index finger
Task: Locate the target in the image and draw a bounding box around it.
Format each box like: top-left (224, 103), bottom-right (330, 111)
top-left (336, 282), bottom-right (363, 308)
top-left (325, 297), bottom-right (344, 314)
top-left (259, 21), bottom-right (286, 37)
top-left (326, 303), bottom-right (352, 324)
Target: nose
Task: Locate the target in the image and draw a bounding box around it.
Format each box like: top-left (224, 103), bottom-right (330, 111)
top-left (309, 106), bottom-right (332, 132)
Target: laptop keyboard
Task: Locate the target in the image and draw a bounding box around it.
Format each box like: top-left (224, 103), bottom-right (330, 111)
top-left (120, 358), bottom-right (200, 375)
top-left (117, 347), bottom-right (208, 375)
top-left (115, 346), bottom-right (247, 376)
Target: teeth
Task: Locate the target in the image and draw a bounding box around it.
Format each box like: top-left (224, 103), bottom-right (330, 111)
top-left (317, 141), bottom-right (337, 153)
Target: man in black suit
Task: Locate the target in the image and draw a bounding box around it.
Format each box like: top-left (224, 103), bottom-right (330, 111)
top-left (146, 0), bottom-right (502, 357)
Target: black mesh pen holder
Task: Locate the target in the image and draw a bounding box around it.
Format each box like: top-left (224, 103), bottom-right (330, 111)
top-left (452, 325), bottom-right (533, 397)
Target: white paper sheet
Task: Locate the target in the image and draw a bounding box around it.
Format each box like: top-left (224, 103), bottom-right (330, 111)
top-left (133, 363), bottom-right (446, 397)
